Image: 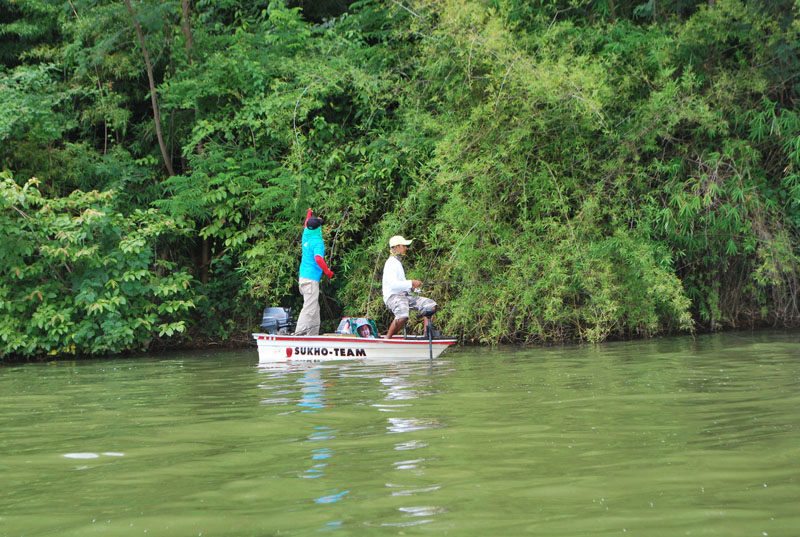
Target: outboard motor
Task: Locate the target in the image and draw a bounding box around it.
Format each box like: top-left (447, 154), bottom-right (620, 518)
top-left (260, 307), bottom-right (295, 335)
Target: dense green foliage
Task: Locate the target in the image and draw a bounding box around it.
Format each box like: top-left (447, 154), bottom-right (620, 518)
top-left (2, 0), bottom-right (799, 359)
top-left (0, 172), bottom-right (194, 356)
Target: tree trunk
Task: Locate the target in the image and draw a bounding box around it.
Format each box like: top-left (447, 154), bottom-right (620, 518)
top-left (179, 0), bottom-right (211, 285)
top-left (181, 0), bottom-right (194, 64)
top-left (123, 0), bottom-right (175, 177)
top-left (201, 237), bottom-right (209, 285)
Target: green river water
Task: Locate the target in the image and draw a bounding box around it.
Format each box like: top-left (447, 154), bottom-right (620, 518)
top-left (1, 331), bottom-right (799, 537)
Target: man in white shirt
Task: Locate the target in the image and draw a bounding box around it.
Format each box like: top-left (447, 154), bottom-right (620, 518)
top-left (382, 235), bottom-right (438, 339)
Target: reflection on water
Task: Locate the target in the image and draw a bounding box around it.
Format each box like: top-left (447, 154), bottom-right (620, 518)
top-left (376, 364), bottom-right (445, 527)
top-left (387, 416), bottom-right (441, 433)
top-left (255, 358), bottom-right (447, 527)
top-left (290, 368), bottom-right (344, 501)
top-left (392, 458), bottom-right (427, 470)
top-left (297, 367), bottom-right (326, 412)
top-left (315, 489), bottom-right (350, 504)
top-left (2, 333), bottom-right (799, 536)
top-left (387, 483), bottom-right (442, 496)
top-left (395, 439), bottom-right (429, 451)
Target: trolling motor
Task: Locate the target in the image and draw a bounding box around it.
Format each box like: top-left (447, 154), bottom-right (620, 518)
top-left (260, 307), bottom-right (295, 335)
top-left (423, 307), bottom-right (441, 339)
top-left (401, 307), bottom-right (441, 341)
top-left (422, 307), bottom-right (441, 362)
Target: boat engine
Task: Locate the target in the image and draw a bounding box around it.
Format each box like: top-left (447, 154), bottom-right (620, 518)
top-left (260, 307), bottom-right (295, 334)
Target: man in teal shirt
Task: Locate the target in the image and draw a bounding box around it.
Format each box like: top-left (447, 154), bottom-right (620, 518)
top-left (295, 209), bottom-right (334, 335)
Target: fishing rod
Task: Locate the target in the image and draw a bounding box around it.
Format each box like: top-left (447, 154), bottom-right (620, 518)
top-left (422, 280), bottom-right (507, 286)
top-left (422, 279), bottom-right (541, 287)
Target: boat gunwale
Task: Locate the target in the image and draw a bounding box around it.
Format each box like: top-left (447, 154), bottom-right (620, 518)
top-left (252, 333), bottom-right (457, 346)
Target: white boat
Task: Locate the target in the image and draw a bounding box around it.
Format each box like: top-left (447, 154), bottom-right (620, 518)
top-left (253, 333), bottom-right (457, 364)
top-left (253, 310), bottom-right (456, 364)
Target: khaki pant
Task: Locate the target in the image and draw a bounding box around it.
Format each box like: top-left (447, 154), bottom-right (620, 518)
top-left (294, 278), bottom-right (320, 335)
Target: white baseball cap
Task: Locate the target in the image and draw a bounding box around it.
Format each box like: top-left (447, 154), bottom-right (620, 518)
top-left (389, 235), bottom-right (413, 248)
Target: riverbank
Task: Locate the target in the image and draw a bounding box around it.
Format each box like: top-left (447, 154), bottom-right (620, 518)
top-left (4, 323), bottom-right (798, 365)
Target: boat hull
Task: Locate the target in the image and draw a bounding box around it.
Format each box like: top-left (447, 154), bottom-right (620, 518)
top-left (252, 333), bottom-right (457, 364)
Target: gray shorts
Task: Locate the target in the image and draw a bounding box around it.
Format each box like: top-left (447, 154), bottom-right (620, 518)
top-left (385, 293), bottom-right (437, 320)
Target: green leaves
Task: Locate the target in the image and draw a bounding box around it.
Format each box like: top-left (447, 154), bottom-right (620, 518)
top-left (0, 64), bottom-right (67, 144)
top-left (0, 174), bottom-right (197, 359)
top-left (3, 0), bottom-right (800, 357)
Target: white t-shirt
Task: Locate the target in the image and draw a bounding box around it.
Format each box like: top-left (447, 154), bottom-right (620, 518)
top-left (382, 256), bottom-right (412, 303)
